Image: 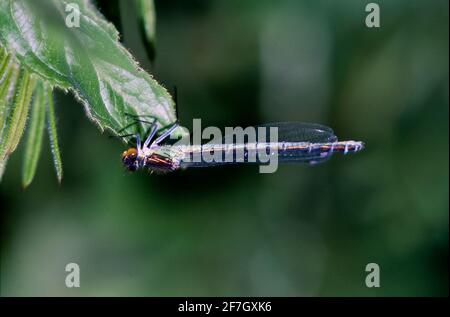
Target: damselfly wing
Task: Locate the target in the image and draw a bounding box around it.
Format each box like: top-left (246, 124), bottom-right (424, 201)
top-left (255, 122), bottom-right (337, 143)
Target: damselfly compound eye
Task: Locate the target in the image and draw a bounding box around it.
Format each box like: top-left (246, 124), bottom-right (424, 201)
top-left (122, 148), bottom-right (137, 159)
top-left (122, 148), bottom-right (139, 172)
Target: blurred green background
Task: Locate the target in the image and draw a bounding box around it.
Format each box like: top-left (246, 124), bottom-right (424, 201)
top-left (0, 0), bottom-right (448, 296)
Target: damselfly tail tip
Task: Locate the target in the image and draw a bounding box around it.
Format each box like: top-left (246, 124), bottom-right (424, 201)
top-left (347, 140), bottom-right (365, 153)
top-left (332, 140), bottom-right (365, 155)
top-left (356, 141), bottom-right (365, 152)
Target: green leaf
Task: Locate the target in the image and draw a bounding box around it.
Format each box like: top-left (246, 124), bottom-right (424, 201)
top-left (0, 68), bottom-right (37, 179)
top-left (22, 81), bottom-right (46, 188)
top-left (0, 53), bottom-right (19, 142)
top-left (0, 49), bottom-right (18, 180)
top-left (0, 47), bottom-right (11, 82)
top-left (0, 0), bottom-right (186, 140)
top-left (45, 84), bottom-right (63, 183)
top-left (136, 0), bottom-right (157, 61)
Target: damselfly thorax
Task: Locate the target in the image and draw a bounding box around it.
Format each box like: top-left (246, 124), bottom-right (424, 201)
top-left (121, 122), bottom-right (364, 173)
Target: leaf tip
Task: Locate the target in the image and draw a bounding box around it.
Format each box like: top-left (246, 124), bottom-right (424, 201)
top-left (22, 180), bottom-right (31, 190)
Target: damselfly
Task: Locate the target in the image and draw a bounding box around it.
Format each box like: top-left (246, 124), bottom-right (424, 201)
top-left (121, 121), bottom-right (364, 173)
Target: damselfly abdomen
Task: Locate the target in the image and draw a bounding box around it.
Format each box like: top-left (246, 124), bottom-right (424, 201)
top-left (121, 122), bottom-right (364, 173)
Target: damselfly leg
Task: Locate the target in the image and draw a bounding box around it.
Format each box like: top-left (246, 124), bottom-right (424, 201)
top-left (112, 112), bottom-right (179, 149)
top-left (109, 113), bottom-right (158, 142)
top-left (143, 121), bottom-right (158, 148)
top-left (151, 123), bottom-right (178, 146)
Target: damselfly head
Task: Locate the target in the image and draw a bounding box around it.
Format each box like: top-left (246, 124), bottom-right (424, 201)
top-left (122, 148), bottom-right (139, 172)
